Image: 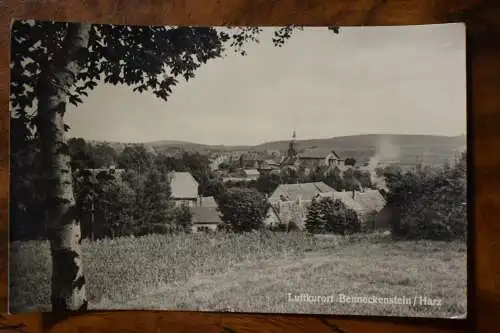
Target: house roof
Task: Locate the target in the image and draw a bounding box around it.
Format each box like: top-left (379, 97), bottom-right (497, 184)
top-left (222, 177), bottom-right (253, 183)
top-left (269, 182), bottom-right (336, 202)
top-left (320, 189), bottom-right (386, 220)
top-left (199, 196), bottom-right (217, 207)
top-left (191, 206), bottom-right (223, 225)
top-left (169, 172), bottom-right (199, 199)
top-left (299, 148), bottom-right (341, 160)
top-left (243, 169), bottom-right (260, 176)
top-left (355, 190), bottom-right (387, 214)
top-left (264, 159), bottom-right (281, 166)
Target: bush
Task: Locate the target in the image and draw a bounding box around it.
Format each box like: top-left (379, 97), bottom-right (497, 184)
top-left (217, 188), bottom-right (269, 232)
top-left (305, 197), bottom-right (361, 235)
top-left (387, 153), bottom-right (467, 240)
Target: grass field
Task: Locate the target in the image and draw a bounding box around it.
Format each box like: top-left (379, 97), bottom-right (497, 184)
top-left (9, 232), bottom-right (467, 318)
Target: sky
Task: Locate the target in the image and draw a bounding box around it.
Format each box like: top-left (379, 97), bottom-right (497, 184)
top-left (65, 23), bottom-right (466, 146)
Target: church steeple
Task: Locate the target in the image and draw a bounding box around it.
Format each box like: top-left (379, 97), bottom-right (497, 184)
top-left (288, 129), bottom-right (297, 158)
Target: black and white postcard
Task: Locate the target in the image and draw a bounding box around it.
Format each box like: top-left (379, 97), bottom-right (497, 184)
top-left (9, 21), bottom-right (467, 319)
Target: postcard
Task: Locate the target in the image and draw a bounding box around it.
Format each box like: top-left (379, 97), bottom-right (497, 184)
top-left (9, 21), bottom-right (467, 319)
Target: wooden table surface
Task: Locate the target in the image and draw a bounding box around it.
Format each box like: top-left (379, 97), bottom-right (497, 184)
top-left (1, 0), bottom-right (499, 332)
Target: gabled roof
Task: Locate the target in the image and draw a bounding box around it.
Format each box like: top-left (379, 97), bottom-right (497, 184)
top-left (191, 206), bottom-right (223, 225)
top-left (269, 182), bottom-right (336, 202)
top-left (169, 172), bottom-right (199, 199)
top-left (243, 169), bottom-right (260, 176)
top-left (299, 148), bottom-right (341, 160)
top-left (320, 189), bottom-right (387, 220)
top-left (330, 191), bottom-right (365, 213)
top-left (355, 190), bottom-right (387, 214)
top-left (264, 159), bottom-right (281, 166)
top-left (199, 196), bottom-right (217, 207)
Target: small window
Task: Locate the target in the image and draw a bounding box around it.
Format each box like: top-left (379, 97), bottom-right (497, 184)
top-left (197, 226), bottom-right (211, 232)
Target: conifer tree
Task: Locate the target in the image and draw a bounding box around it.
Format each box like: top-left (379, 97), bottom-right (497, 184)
top-left (305, 198), bottom-right (326, 234)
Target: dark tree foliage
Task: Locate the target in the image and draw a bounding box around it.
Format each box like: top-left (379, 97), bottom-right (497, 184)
top-left (324, 198), bottom-right (361, 235)
top-left (305, 198), bottom-right (326, 234)
top-left (73, 169), bottom-right (137, 239)
top-left (344, 157), bottom-right (356, 166)
top-left (91, 143), bottom-right (119, 168)
top-left (255, 172), bottom-right (282, 195)
top-left (305, 197), bottom-right (361, 235)
top-left (280, 167), bottom-right (299, 184)
top-left (172, 205), bottom-right (193, 232)
top-left (73, 166), bottom-right (175, 239)
top-left (67, 138), bottom-right (95, 170)
top-left (342, 168), bottom-right (362, 191)
top-left (202, 179), bottom-right (226, 200)
top-left (138, 169), bottom-right (172, 234)
top-left (10, 118), bottom-right (46, 240)
top-left (385, 152), bottom-right (467, 240)
top-left (117, 145), bottom-right (154, 173)
top-left (323, 167), bottom-right (345, 190)
top-left (217, 188), bottom-right (269, 232)
top-left (68, 138), bottom-right (119, 170)
top-left (218, 162), bottom-right (230, 170)
top-left (353, 169), bottom-right (373, 189)
top-left (94, 175), bottom-right (137, 238)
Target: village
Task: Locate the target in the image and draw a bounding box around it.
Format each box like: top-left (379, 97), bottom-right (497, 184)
top-left (93, 131), bottom-right (391, 235)
top-left (63, 125), bottom-right (469, 239)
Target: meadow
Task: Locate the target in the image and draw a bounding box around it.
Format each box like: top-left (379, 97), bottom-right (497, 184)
top-left (9, 232), bottom-right (467, 318)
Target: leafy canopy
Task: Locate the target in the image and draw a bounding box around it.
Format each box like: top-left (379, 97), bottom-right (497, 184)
top-left (11, 21), bottom-right (339, 135)
top-left (218, 188), bottom-right (269, 232)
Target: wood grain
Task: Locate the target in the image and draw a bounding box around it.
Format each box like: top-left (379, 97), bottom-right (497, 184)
top-left (1, 0), bottom-right (499, 332)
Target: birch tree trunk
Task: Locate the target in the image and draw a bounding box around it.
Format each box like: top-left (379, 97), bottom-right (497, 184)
top-left (37, 22), bottom-right (91, 312)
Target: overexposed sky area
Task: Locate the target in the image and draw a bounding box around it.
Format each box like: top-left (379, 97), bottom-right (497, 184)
top-left (66, 23), bottom-right (466, 146)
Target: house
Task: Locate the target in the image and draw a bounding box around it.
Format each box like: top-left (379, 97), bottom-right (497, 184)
top-left (264, 182), bottom-right (336, 230)
top-left (315, 189), bottom-right (389, 231)
top-left (241, 169), bottom-right (260, 180)
top-left (210, 154), bottom-right (230, 171)
top-left (279, 131), bottom-right (343, 172)
top-left (257, 159), bottom-right (281, 173)
top-left (298, 148), bottom-right (344, 170)
top-left (197, 196), bottom-right (218, 207)
top-left (222, 169), bottom-right (261, 183)
top-left (188, 195), bottom-right (224, 232)
top-left (269, 182), bottom-right (336, 203)
top-left (169, 172), bottom-right (199, 207)
top-left (264, 200), bottom-right (309, 230)
top-left (190, 206), bottom-right (223, 233)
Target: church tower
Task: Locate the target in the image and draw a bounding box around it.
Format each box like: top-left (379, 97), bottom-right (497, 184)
top-left (287, 129), bottom-right (298, 159)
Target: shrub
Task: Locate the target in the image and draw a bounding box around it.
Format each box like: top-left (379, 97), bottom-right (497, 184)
top-left (387, 153), bottom-right (467, 240)
top-left (217, 188), bottom-right (269, 232)
top-left (305, 197), bottom-right (361, 235)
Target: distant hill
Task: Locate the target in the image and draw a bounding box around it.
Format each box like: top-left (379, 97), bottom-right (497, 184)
top-left (255, 134), bottom-right (466, 151)
top-left (256, 134), bottom-right (466, 166)
top-left (87, 133), bottom-right (466, 167)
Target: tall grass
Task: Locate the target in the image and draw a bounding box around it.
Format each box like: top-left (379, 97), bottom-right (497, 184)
top-left (9, 231), bottom-right (323, 312)
top-left (9, 231), bottom-right (467, 318)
